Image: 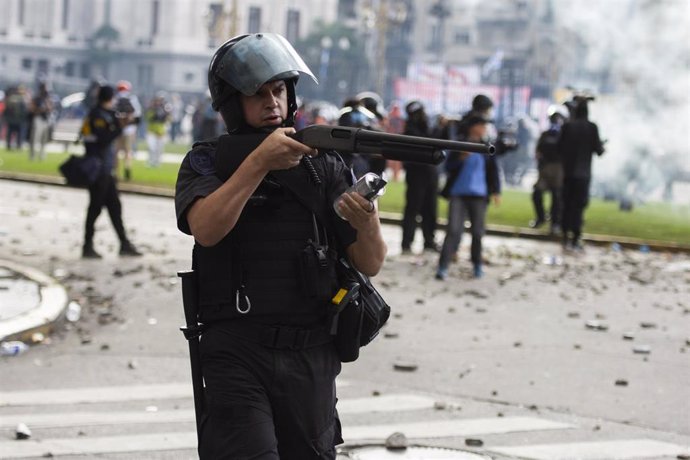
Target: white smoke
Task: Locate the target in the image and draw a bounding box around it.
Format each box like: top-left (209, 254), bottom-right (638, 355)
top-left (553, 0), bottom-right (690, 203)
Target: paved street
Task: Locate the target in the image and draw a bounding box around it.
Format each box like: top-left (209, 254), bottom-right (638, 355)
top-left (0, 179), bottom-right (688, 459)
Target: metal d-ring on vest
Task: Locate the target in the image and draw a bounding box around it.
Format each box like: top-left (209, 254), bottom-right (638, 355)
top-left (236, 288), bottom-right (251, 314)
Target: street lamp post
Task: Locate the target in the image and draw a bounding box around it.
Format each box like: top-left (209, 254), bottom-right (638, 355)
top-left (319, 36), bottom-right (333, 99)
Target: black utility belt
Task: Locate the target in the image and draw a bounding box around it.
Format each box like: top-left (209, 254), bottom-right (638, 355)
top-left (212, 320), bottom-right (332, 350)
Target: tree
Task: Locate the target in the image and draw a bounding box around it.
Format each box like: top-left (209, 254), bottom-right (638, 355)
top-left (296, 21), bottom-right (369, 106)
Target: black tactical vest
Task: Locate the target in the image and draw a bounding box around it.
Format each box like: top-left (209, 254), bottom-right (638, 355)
top-left (194, 135), bottom-right (339, 326)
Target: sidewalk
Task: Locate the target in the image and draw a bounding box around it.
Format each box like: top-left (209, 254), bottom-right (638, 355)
top-left (0, 259), bottom-right (69, 344)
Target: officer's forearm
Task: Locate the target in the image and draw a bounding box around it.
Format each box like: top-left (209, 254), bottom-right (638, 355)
top-left (188, 154), bottom-right (268, 246)
top-left (347, 226), bottom-right (387, 277)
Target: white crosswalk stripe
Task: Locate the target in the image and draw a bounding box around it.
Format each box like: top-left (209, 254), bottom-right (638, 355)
top-left (0, 383), bottom-right (193, 406)
top-left (0, 432), bottom-right (197, 458)
top-left (490, 439), bottom-right (689, 460)
top-left (0, 394), bottom-right (436, 429)
top-left (0, 382), bottom-right (687, 459)
top-left (343, 417), bottom-right (572, 441)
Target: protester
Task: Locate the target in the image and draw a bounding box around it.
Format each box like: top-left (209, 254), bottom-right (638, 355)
top-left (169, 92), bottom-right (185, 143)
top-left (384, 101), bottom-right (405, 181)
top-left (144, 93), bottom-right (171, 167)
top-left (81, 85), bottom-right (142, 259)
top-left (113, 80), bottom-right (142, 181)
top-left (28, 82), bottom-right (53, 161)
top-left (174, 32), bottom-right (386, 458)
top-left (436, 116), bottom-right (501, 279)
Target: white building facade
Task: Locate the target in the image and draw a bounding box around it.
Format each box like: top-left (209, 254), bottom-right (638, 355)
top-left (0, 0), bottom-right (337, 97)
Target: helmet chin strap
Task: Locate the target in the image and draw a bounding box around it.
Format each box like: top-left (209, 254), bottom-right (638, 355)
top-left (284, 79), bottom-right (297, 128)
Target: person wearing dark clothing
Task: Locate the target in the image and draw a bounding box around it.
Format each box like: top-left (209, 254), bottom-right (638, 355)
top-left (81, 85), bottom-right (142, 259)
top-left (531, 107), bottom-right (568, 233)
top-left (436, 116), bottom-right (501, 279)
top-left (337, 99), bottom-right (379, 178)
top-left (400, 100), bottom-right (439, 253)
top-left (3, 86), bottom-right (28, 150)
top-left (558, 101), bottom-right (605, 250)
top-left (174, 33), bottom-right (386, 459)
top-left (28, 82), bottom-right (54, 161)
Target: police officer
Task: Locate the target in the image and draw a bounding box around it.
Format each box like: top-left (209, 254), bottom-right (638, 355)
top-left (400, 100), bottom-right (439, 253)
top-left (174, 33), bottom-right (386, 459)
top-left (81, 85), bottom-right (142, 259)
top-left (336, 97), bottom-right (378, 177)
top-left (558, 98), bottom-right (605, 251)
top-left (530, 105), bottom-right (568, 233)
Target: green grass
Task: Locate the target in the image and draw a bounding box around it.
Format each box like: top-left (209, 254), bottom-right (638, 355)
top-left (379, 180), bottom-right (690, 246)
top-left (2, 147), bottom-right (689, 245)
top-left (0, 147), bottom-right (181, 188)
top-left (135, 141), bottom-right (192, 155)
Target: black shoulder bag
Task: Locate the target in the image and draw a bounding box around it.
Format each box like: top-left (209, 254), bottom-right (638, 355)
top-left (330, 255), bottom-right (391, 362)
top-left (269, 154), bottom-right (391, 363)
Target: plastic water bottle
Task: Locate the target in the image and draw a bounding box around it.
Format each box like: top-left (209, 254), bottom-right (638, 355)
top-left (334, 172), bottom-right (387, 220)
top-left (1, 341), bottom-right (29, 356)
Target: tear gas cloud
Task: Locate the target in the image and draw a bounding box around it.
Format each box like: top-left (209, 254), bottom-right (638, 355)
top-left (553, 0), bottom-right (690, 203)
top-left (463, 0), bottom-right (689, 203)
top-left (554, 0), bottom-right (690, 200)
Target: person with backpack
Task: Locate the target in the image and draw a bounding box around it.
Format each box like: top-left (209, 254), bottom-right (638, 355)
top-left (81, 85), bottom-right (142, 259)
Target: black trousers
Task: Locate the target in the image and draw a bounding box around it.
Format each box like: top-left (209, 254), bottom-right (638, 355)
top-left (562, 177), bottom-right (590, 241)
top-left (6, 123), bottom-right (24, 149)
top-left (401, 166), bottom-right (439, 249)
top-left (84, 173), bottom-right (127, 245)
top-left (199, 325), bottom-right (343, 459)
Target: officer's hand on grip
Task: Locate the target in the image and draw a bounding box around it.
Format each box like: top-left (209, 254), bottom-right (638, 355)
top-left (253, 128), bottom-right (317, 172)
top-left (335, 192), bottom-right (378, 230)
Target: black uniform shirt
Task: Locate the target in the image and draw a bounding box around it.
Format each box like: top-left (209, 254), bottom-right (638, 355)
top-left (175, 144), bottom-right (358, 251)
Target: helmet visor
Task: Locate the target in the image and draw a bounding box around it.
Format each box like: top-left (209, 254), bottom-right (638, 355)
top-left (217, 33), bottom-right (318, 96)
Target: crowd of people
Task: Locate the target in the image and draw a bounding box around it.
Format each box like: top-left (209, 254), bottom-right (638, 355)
top-left (529, 96), bottom-right (605, 251)
top-left (292, 89), bottom-right (605, 276)
top-left (0, 79), bottom-right (226, 176)
top-left (0, 81), bottom-right (57, 157)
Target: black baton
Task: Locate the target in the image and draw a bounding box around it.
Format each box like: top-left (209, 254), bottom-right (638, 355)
top-left (178, 269), bottom-right (204, 440)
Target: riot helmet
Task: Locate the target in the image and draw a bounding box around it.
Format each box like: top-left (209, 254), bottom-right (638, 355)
top-left (208, 33), bottom-right (318, 132)
top-left (338, 98), bottom-right (377, 128)
top-left (471, 94), bottom-right (494, 112)
top-left (405, 100), bottom-right (424, 116)
top-left (547, 104), bottom-right (569, 124)
top-left (356, 91), bottom-right (387, 121)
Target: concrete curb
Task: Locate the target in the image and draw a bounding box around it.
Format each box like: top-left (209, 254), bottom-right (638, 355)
top-left (1, 171), bottom-right (689, 254)
top-left (0, 259), bottom-right (69, 343)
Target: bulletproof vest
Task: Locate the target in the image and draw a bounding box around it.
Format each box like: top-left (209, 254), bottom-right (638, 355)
top-left (538, 129), bottom-right (561, 164)
top-left (194, 135), bottom-right (338, 325)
